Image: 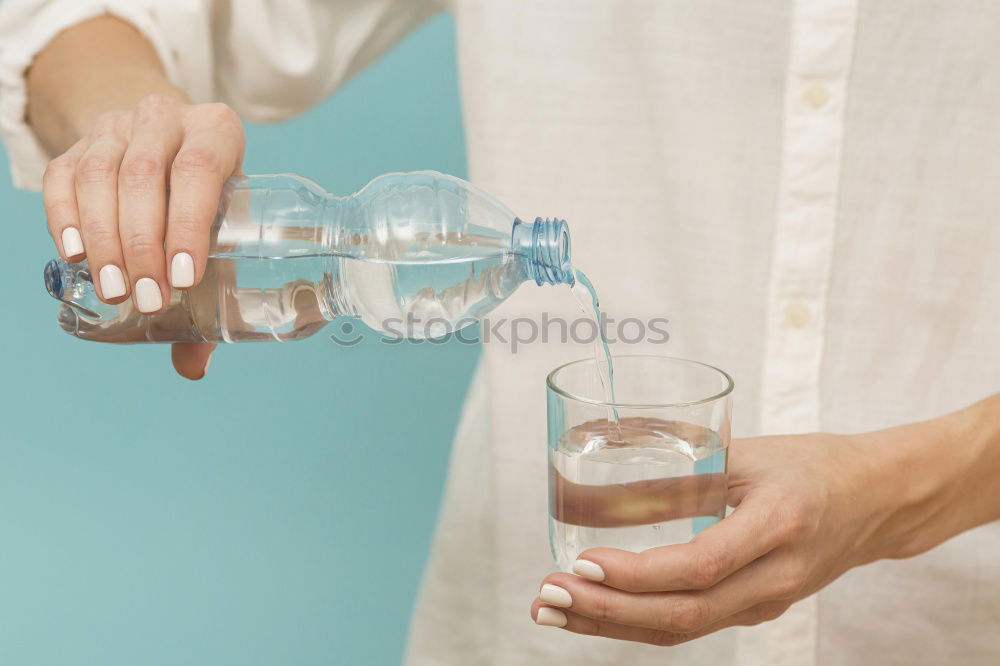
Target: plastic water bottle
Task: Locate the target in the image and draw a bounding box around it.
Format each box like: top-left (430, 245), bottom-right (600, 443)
top-left (44, 171), bottom-right (573, 343)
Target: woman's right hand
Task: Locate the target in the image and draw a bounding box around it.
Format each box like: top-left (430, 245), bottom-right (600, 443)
top-left (42, 93), bottom-right (246, 379)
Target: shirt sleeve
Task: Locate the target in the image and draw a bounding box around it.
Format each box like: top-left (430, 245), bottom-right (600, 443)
top-left (0, 0), bottom-right (440, 191)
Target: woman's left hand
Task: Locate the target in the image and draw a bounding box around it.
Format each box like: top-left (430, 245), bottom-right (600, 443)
top-left (530, 404), bottom-right (996, 646)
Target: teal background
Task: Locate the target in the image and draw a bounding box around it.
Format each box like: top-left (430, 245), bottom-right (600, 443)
top-left (0, 14), bottom-right (477, 666)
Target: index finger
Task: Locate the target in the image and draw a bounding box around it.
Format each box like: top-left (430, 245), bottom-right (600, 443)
top-left (574, 493), bottom-right (791, 593)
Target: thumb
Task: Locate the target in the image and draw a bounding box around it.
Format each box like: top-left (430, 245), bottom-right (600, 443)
top-left (172, 343), bottom-right (216, 380)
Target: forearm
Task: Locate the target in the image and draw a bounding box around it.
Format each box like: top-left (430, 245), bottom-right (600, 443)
top-left (870, 393), bottom-right (1000, 560)
top-left (26, 15), bottom-right (187, 155)
top-left (946, 394), bottom-right (1000, 528)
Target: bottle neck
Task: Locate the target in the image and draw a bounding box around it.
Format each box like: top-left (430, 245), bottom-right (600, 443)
top-left (511, 217), bottom-right (574, 286)
top-left (320, 197), bottom-right (358, 253)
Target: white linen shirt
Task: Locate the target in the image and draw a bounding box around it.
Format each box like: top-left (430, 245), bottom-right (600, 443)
top-left (4, 1), bottom-right (1000, 665)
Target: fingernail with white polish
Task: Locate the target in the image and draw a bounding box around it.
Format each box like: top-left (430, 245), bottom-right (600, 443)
top-left (62, 227), bottom-right (84, 257)
top-left (134, 277), bottom-right (163, 313)
top-left (171, 252), bottom-right (195, 288)
top-left (573, 560), bottom-right (606, 582)
top-left (540, 584), bottom-right (573, 608)
top-left (536, 607), bottom-right (568, 628)
top-left (98, 264), bottom-right (126, 299)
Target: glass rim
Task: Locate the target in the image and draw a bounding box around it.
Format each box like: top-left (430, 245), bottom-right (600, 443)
top-left (546, 354), bottom-right (735, 409)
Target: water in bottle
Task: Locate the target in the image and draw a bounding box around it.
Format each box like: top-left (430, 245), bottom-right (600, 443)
top-left (44, 171), bottom-right (574, 343)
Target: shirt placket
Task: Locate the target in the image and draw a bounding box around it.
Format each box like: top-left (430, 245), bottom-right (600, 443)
top-left (737, 2), bottom-right (859, 666)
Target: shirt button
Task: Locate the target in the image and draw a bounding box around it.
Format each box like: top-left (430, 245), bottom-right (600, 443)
top-left (784, 302), bottom-right (812, 328)
top-left (803, 82), bottom-right (830, 109)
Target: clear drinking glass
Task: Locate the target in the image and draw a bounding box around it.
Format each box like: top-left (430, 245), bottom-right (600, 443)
top-left (546, 355), bottom-right (734, 571)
